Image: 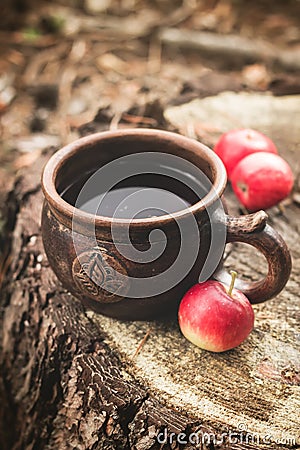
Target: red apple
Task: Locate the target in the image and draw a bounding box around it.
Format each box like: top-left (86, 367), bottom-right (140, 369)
top-left (231, 152), bottom-right (294, 212)
top-left (178, 274), bottom-right (254, 352)
top-left (214, 129), bottom-right (278, 179)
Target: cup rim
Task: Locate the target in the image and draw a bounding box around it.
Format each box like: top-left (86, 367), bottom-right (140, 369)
top-left (41, 128), bottom-right (227, 230)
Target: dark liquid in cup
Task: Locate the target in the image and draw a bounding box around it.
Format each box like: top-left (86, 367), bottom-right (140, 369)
top-left (78, 186), bottom-right (191, 219)
top-left (61, 162), bottom-right (209, 219)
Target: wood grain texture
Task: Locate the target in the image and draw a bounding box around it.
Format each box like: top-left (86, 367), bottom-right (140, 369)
top-left (0, 144), bottom-right (299, 450)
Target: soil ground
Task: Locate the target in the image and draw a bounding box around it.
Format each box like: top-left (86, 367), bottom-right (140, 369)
top-left (1, 0), bottom-right (300, 203)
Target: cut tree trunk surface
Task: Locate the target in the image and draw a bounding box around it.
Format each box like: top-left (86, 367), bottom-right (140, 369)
top-left (0, 92), bottom-right (300, 450)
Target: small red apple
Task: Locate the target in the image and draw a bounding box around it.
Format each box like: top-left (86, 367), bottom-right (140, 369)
top-left (214, 129), bottom-right (278, 179)
top-left (178, 272), bottom-right (254, 352)
top-left (231, 152), bottom-right (294, 212)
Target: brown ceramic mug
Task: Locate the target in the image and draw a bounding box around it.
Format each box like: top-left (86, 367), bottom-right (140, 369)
top-left (41, 129), bottom-right (291, 320)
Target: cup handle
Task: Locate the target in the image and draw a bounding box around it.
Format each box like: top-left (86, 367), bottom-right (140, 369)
top-left (213, 210), bottom-right (292, 303)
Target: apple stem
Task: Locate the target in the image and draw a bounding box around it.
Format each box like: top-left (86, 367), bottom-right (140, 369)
top-left (228, 271), bottom-right (237, 297)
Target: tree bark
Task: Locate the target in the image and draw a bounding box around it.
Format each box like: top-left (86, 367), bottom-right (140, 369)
top-left (0, 146), bottom-right (299, 450)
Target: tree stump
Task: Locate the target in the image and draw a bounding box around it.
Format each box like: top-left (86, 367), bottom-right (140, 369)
top-left (0, 120), bottom-right (300, 449)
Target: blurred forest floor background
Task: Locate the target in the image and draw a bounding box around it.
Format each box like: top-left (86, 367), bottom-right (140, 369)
top-left (0, 0), bottom-right (300, 213)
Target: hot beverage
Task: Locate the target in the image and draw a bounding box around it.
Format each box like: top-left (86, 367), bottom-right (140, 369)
top-left (62, 163), bottom-right (205, 219)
